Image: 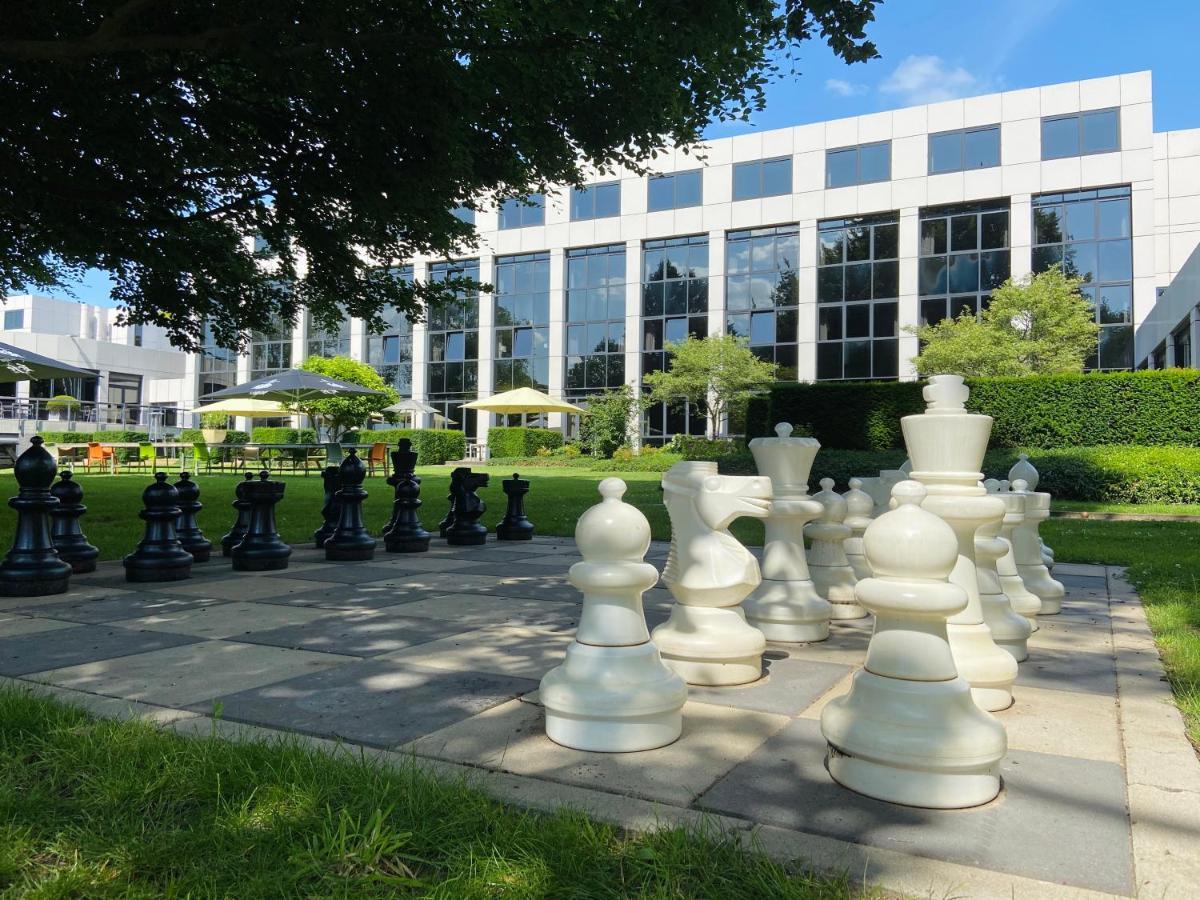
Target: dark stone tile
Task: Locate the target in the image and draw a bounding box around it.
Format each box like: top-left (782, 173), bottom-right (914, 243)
top-left (7, 594), bottom-right (231, 625)
top-left (0, 626), bottom-right (202, 676)
top-left (200, 658), bottom-right (538, 747)
top-left (1016, 645), bottom-right (1117, 696)
top-left (697, 719), bottom-right (1133, 895)
top-left (454, 562), bottom-right (567, 578)
top-left (233, 609), bottom-right (472, 657)
top-left (279, 565), bottom-right (426, 585)
top-left (250, 582), bottom-right (442, 611)
top-left (687, 657), bottom-right (851, 716)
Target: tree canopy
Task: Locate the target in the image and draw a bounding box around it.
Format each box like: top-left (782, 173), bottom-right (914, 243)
top-left (644, 334), bottom-right (777, 436)
top-left (910, 268), bottom-right (1101, 378)
top-left (1, 1), bottom-right (880, 351)
top-left (296, 355), bottom-right (398, 440)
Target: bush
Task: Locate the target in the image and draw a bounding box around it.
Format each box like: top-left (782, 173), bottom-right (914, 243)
top-left (747, 370), bottom-right (1200, 450)
top-left (39, 430), bottom-right (93, 444)
top-left (180, 429), bottom-right (248, 445)
top-left (353, 428), bottom-right (466, 465)
top-left (46, 394), bottom-right (80, 413)
top-left (250, 427), bottom-right (317, 444)
top-left (487, 427), bottom-right (563, 459)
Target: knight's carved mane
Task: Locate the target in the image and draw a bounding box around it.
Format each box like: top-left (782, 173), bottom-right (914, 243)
top-left (661, 468), bottom-right (755, 589)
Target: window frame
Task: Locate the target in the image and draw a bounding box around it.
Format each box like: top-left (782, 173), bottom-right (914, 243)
top-left (647, 169), bottom-right (703, 212)
top-left (825, 141), bottom-right (892, 188)
top-left (1041, 108), bottom-right (1121, 160)
top-left (927, 125), bottom-right (1001, 175)
top-left (570, 182), bottom-right (622, 221)
top-left (497, 194), bottom-right (546, 230)
top-left (731, 156), bottom-right (793, 201)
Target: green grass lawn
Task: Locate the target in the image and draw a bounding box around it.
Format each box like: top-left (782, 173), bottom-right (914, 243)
top-left (1053, 499), bottom-right (1200, 517)
top-left (0, 689), bottom-right (854, 898)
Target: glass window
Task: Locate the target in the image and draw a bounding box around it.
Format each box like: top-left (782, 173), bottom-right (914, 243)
top-left (827, 142), bottom-right (892, 187)
top-left (1041, 116), bottom-right (1080, 159)
top-left (426, 259), bottom-right (481, 402)
top-left (964, 126), bottom-right (1001, 169)
top-left (498, 194), bottom-right (545, 229)
top-left (929, 132), bottom-right (962, 175)
top-left (825, 148), bottom-right (857, 188)
top-left (571, 183), bottom-right (621, 221)
top-left (733, 157), bottom-right (792, 200)
top-left (1082, 109), bottom-right (1120, 154)
top-left (494, 252), bottom-right (550, 391)
top-left (451, 206), bottom-right (475, 225)
top-left (1042, 109), bottom-right (1120, 159)
top-left (918, 201), bottom-right (1011, 327)
top-left (3, 309), bottom-right (23, 330)
top-left (565, 244), bottom-right (626, 400)
top-left (725, 225), bottom-right (799, 380)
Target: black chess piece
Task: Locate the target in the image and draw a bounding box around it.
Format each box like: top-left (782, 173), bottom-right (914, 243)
top-left (446, 470), bottom-right (489, 546)
top-left (123, 472), bottom-right (193, 582)
top-left (325, 448), bottom-right (376, 561)
top-left (173, 472), bottom-right (212, 563)
top-left (313, 465), bottom-right (341, 549)
top-left (221, 472), bottom-right (255, 556)
top-left (49, 469), bottom-right (99, 574)
top-left (0, 437), bottom-right (71, 596)
top-left (384, 439), bottom-right (431, 553)
top-left (439, 467), bottom-right (468, 537)
top-left (496, 472), bottom-right (535, 541)
top-left (232, 471), bottom-right (291, 571)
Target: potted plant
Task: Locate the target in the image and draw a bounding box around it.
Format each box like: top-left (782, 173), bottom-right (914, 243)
top-left (200, 412), bottom-right (229, 444)
top-left (46, 394), bottom-right (81, 422)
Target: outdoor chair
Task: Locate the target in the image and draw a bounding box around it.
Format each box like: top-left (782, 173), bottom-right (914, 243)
top-left (133, 441), bottom-right (155, 472)
top-left (239, 444), bottom-right (264, 472)
top-left (303, 444), bottom-right (327, 475)
top-left (366, 442), bottom-right (388, 477)
top-left (85, 441), bottom-right (115, 474)
top-left (191, 441), bottom-right (215, 474)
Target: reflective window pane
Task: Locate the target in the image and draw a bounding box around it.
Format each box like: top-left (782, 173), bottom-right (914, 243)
top-left (921, 219), bottom-right (947, 255)
top-left (1082, 109), bottom-right (1120, 154)
top-left (981, 211), bottom-right (1009, 249)
top-left (1097, 199), bottom-right (1131, 238)
top-left (964, 126), bottom-right (1000, 168)
top-left (1098, 285), bottom-right (1132, 324)
top-left (929, 132), bottom-right (962, 174)
top-left (826, 148), bottom-right (857, 188)
top-left (647, 175), bottom-right (674, 212)
top-left (761, 158), bottom-right (792, 196)
top-left (676, 170), bottom-right (702, 207)
top-left (1098, 239), bottom-right (1132, 282)
top-left (732, 161), bottom-right (760, 200)
top-left (859, 142), bottom-right (890, 182)
top-left (951, 214), bottom-right (978, 251)
top-left (1042, 116), bottom-right (1080, 159)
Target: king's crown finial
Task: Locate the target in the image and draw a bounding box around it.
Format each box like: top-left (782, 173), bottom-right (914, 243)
top-left (923, 374), bottom-right (970, 412)
top-left (774, 422), bottom-right (793, 438)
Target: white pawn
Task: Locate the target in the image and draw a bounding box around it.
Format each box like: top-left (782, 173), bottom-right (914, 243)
top-left (1010, 477), bottom-right (1065, 615)
top-left (805, 478), bottom-right (865, 620)
top-left (652, 461), bottom-right (772, 686)
top-left (744, 423), bottom-right (833, 643)
top-left (903, 375), bottom-right (1017, 712)
top-left (842, 478), bottom-right (874, 580)
top-left (541, 478), bottom-right (687, 751)
top-left (1009, 454), bottom-right (1055, 568)
top-left (992, 480), bottom-right (1042, 628)
top-left (976, 482), bottom-right (1033, 662)
top-left (821, 480), bottom-right (1007, 809)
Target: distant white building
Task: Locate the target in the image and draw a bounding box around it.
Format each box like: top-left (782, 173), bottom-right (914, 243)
top-left (0, 294), bottom-right (193, 433)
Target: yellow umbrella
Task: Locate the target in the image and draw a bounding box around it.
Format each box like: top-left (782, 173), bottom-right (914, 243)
top-left (194, 398), bottom-right (289, 417)
top-left (461, 387), bottom-right (585, 415)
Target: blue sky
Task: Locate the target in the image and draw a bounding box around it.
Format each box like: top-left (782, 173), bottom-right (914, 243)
top-left (23, 0), bottom-right (1200, 308)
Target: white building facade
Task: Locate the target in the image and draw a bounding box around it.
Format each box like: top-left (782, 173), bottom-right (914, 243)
top-left (177, 70), bottom-right (1196, 444)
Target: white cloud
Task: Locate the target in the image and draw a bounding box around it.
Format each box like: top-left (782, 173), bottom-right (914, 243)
top-left (880, 55), bottom-right (993, 105)
top-left (825, 78), bottom-right (868, 98)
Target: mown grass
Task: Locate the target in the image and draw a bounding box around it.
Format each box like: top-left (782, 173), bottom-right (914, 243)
top-left (0, 688), bottom-right (856, 898)
top-left (1053, 499), bottom-right (1200, 517)
top-left (1042, 518), bottom-right (1200, 746)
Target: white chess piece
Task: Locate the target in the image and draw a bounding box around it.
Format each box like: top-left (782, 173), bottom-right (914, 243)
top-left (805, 478), bottom-right (866, 620)
top-left (651, 461), bottom-right (772, 685)
top-left (976, 483), bottom-right (1033, 662)
top-left (744, 423), bottom-right (833, 642)
top-left (1009, 454), bottom-right (1055, 568)
top-left (1010, 477), bottom-right (1065, 615)
top-left (842, 478), bottom-right (874, 580)
top-left (541, 478), bottom-right (687, 751)
top-left (821, 480), bottom-right (1007, 808)
top-left (991, 480), bottom-right (1042, 630)
top-left (902, 375), bottom-right (1018, 712)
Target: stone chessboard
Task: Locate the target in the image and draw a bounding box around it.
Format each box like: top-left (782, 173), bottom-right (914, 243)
top-left (2, 536), bottom-right (1197, 898)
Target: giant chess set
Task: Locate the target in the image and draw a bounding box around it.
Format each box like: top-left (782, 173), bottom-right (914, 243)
top-left (1, 374), bottom-right (1074, 810)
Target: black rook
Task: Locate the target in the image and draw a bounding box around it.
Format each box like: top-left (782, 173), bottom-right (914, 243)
top-left (496, 472), bottom-right (535, 541)
top-left (232, 471), bottom-right (291, 570)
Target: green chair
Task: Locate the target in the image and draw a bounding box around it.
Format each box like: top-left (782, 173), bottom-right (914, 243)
top-left (192, 441), bottom-right (215, 474)
top-left (135, 441), bottom-right (155, 472)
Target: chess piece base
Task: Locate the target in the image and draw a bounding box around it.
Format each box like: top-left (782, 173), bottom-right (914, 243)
top-left (446, 531), bottom-right (487, 547)
top-left (653, 605), bottom-right (764, 686)
top-left (181, 542), bottom-right (212, 564)
top-left (541, 642), bottom-right (686, 752)
top-left (0, 568), bottom-right (70, 596)
top-left (325, 542), bottom-right (376, 561)
top-left (822, 671), bottom-right (1005, 809)
top-left (947, 621), bottom-right (1016, 712)
top-left (124, 560), bottom-right (192, 583)
top-left (744, 578), bottom-right (832, 643)
top-left (496, 526), bottom-right (534, 541)
top-left (232, 556), bottom-right (289, 572)
top-left (54, 544), bottom-right (98, 574)
top-left (385, 536), bottom-right (431, 553)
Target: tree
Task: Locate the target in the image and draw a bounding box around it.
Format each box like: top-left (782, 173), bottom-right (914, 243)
top-left (578, 385), bottom-right (646, 458)
top-left (295, 355), bottom-right (398, 440)
top-left (911, 268), bottom-right (1100, 377)
top-left (644, 335), bottom-right (776, 437)
top-left (1, 1), bottom-right (880, 351)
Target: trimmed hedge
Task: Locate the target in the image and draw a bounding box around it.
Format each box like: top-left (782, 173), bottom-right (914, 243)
top-left (350, 428), bottom-right (467, 466)
top-left (746, 370), bottom-right (1200, 450)
top-left (486, 427), bottom-right (563, 459)
top-left (250, 427), bottom-right (317, 444)
top-left (39, 430), bottom-right (93, 444)
top-left (180, 429), bottom-right (249, 445)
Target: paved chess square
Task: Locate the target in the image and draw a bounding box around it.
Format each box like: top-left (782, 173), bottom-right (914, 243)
top-left (109, 600), bottom-right (334, 640)
top-left (10, 593), bottom-right (230, 625)
top-left (0, 625), bottom-right (201, 676)
top-left (233, 608), bottom-right (472, 656)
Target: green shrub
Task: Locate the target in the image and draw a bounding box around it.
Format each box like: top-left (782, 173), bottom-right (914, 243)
top-left (355, 428), bottom-right (466, 465)
top-left (748, 370), bottom-right (1200, 450)
top-left (250, 427), bottom-right (317, 444)
top-left (487, 427), bottom-right (563, 459)
top-left (39, 430), bottom-right (93, 444)
top-left (180, 429), bottom-right (248, 445)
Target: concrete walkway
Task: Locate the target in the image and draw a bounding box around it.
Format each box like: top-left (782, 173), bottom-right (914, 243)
top-left (2, 537), bottom-right (1198, 898)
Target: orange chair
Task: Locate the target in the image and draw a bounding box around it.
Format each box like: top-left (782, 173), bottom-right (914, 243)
top-left (86, 441), bottom-right (115, 473)
top-left (366, 441), bottom-right (388, 477)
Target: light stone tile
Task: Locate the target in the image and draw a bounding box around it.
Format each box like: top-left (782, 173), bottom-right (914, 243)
top-left (996, 684), bottom-right (1121, 763)
top-left (110, 600), bottom-right (334, 639)
top-left (1127, 783), bottom-right (1200, 897)
top-left (164, 575), bottom-right (344, 600)
top-left (30, 639), bottom-right (354, 708)
top-left (379, 623), bottom-right (574, 679)
top-left (391, 593), bottom-right (579, 628)
top-left (403, 697), bottom-right (790, 806)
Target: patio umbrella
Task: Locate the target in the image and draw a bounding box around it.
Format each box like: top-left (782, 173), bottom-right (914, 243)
top-left (461, 387), bottom-right (584, 415)
top-left (0, 341), bottom-right (94, 383)
top-left (383, 398), bottom-right (438, 416)
top-left (201, 368), bottom-right (384, 404)
top-left (193, 398), bottom-right (289, 417)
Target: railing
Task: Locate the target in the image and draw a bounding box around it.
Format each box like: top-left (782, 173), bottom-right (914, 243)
top-left (0, 399), bottom-right (190, 441)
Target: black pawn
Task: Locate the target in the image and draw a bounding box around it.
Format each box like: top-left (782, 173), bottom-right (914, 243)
top-left (313, 465), bottom-right (341, 549)
top-left (439, 467), bottom-right (468, 537)
top-left (0, 437), bottom-right (71, 596)
top-left (384, 439), bottom-right (430, 553)
top-left (173, 472), bottom-right (212, 563)
top-left (50, 470), bottom-right (99, 574)
top-left (496, 472), bottom-right (535, 541)
top-left (232, 471), bottom-right (291, 571)
top-left (124, 472), bottom-right (193, 582)
top-left (325, 448), bottom-right (376, 561)
top-left (446, 471), bottom-right (489, 546)
top-left (221, 472), bottom-right (255, 556)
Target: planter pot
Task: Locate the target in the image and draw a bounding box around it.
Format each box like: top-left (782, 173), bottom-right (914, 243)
top-left (201, 428), bottom-right (227, 444)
